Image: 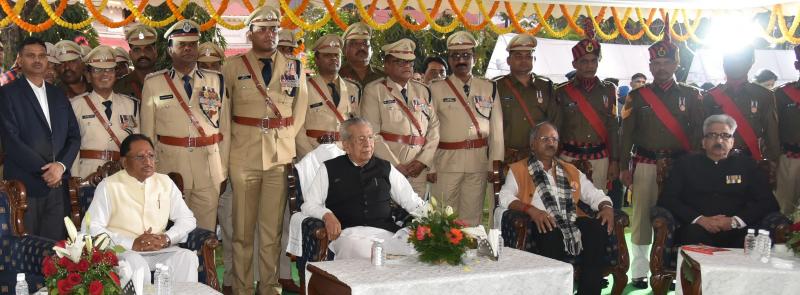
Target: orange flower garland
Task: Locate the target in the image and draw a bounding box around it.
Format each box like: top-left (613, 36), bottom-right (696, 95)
top-left (448, 0), bottom-right (499, 32)
top-left (0, 0), bottom-right (67, 32)
top-left (388, 0), bottom-right (443, 31)
top-left (85, 0), bottom-right (148, 28)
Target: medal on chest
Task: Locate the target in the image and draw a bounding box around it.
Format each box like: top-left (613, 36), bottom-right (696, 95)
top-left (198, 86), bottom-right (221, 127)
top-left (474, 95), bottom-right (493, 108)
top-left (280, 61), bottom-right (299, 95)
top-left (536, 90), bottom-right (544, 104)
top-left (603, 95), bottom-right (609, 108)
top-left (678, 97), bottom-right (686, 112)
top-left (725, 175), bottom-right (742, 184)
top-left (750, 100), bottom-right (758, 113)
top-left (119, 115), bottom-right (137, 134)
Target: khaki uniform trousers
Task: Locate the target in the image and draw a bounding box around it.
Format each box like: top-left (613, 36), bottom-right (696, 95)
top-left (559, 155), bottom-right (610, 191)
top-left (231, 164), bottom-right (287, 295)
top-left (218, 182), bottom-right (261, 287)
top-left (408, 171), bottom-right (428, 197)
top-left (776, 155), bottom-right (800, 216)
top-left (630, 162), bottom-right (657, 279)
top-left (184, 180), bottom-right (221, 231)
top-left (432, 172), bottom-right (487, 227)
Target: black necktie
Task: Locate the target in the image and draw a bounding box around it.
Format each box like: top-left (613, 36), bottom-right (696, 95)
top-left (260, 58), bottom-right (273, 85)
top-left (182, 75), bottom-right (192, 99)
top-left (101, 100), bottom-right (112, 119)
top-left (463, 84), bottom-right (470, 96)
top-left (327, 82), bottom-right (340, 106)
top-left (400, 88), bottom-right (409, 104)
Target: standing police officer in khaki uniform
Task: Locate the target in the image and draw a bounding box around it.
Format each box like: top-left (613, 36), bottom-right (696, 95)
top-left (429, 32), bottom-right (503, 226)
top-left (141, 20), bottom-right (229, 233)
top-left (296, 34), bottom-right (361, 156)
top-left (339, 22), bottom-right (384, 87)
top-left (773, 45), bottom-right (800, 215)
top-left (115, 24), bottom-right (159, 100)
top-left (70, 45), bottom-right (139, 179)
top-left (221, 6), bottom-right (307, 295)
top-left (494, 34), bottom-right (558, 164)
top-left (277, 29), bottom-right (299, 57)
top-left (620, 28), bottom-right (704, 288)
top-left (55, 40), bottom-right (92, 98)
top-left (361, 39), bottom-right (440, 195)
top-left (555, 33), bottom-right (620, 190)
top-left (198, 42), bottom-right (225, 72)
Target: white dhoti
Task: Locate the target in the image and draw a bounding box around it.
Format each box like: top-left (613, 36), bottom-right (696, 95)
top-left (117, 247), bottom-right (199, 284)
top-left (329, 226), bottom-right (415, 260)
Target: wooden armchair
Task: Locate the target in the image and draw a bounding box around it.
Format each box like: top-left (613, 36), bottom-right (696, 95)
top-left (0, 180), bottom-right (55, 293)
top-left (68, 165), bottom-right (220, 291)
top-left (499, 159), bottom-right (631, 295)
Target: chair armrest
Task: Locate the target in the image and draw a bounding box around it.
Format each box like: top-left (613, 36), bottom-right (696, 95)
top-left (500, 209), bottom-right (532, 251)
top-left (610, 209), bottom-right (630, 271)
top-left (68, 177), bottom-right (81, 227)
top-left (10, 235), bottom-right (56, 274)
top-left (178, 228), bottom-right (220, 291)
top-left (650, 206), bottom-right (677, 274)
top-left (759, 212), bottom-right (792, 244)
top-left (301, 217), bottom-right (329, 262)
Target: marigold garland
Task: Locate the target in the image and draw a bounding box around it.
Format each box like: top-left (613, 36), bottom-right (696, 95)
top-left (0, 0), bottom-right (28, 27)
top-left (355, 0), bottom-right (408, 31)
top-left (448, 0), bottom-right (498, 31)
top-left (322, 0), bottom-right (348, 30)
top-left (479, 0), bottom-right (513, 35)
top-left (612, 7), bottom-right (645, 40)
top-left (389, 0), bottom-right (443, 32)
top-left (281, 0), bottom-right (337, 32)
top-left (0, 0), bottom-right (67, 32)
top-left (281, 0), bottom-right (309, 29)
top-left (585, 5), bottom-right (618, 40)
top-left (40, 0), bottom-right (105, 30)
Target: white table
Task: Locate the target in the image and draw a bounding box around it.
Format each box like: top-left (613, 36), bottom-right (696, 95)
top-left (305, 247), bottom-right (574, 295)
top-left (38, 282), bottom-right (220, 295)
top-left (677, 247), bottom-right (800, 295)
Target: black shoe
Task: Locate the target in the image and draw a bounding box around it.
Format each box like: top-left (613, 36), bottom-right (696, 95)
top-left (631, 277), bottom-right (648, 289)
top-left (601, 278), bottom-right (609, 289)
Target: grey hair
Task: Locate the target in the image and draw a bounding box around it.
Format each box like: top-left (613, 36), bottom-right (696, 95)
top-left (339, 117), bottom-right (373, 141)
top-left (529, 121), bottom-right (558, 142)
top-left (703, 114), bottom-right (737, 134)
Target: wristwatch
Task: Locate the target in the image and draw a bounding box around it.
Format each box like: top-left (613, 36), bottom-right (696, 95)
top-left (164, 235), bottom-right (172, 247)
top-left (731, 218), bottom-right (740, 229)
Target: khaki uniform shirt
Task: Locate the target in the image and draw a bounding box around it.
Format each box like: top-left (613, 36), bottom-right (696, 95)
top-left (554, 78), bottom-right (620, 159)
top-left (430, 75), bottom-right (504, 173)
top-left (361, 77), bottom-right (440, 168)
top-left (621, 81), bottom-right (704, 168)
top-left (339, 62), bottom-right (384, 87)
top-left (494, 74), bottom-right (559, 156)
top-left (70, 91), bottom-right (139, 178)
top-left (296, 75), bottom-right (360, 156)
top-left (775, 81), bottom-right (800, 145)
top-left (140, 67), bottom-right (229, 188)
top-left (114, 72), bottom-right (146, 100)
top-left (702, 82), bottom-right (780, 161)
top-left (222, 50), bottom-right (308, 171)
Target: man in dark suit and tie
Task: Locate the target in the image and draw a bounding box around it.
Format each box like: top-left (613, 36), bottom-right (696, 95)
top-left (0, 37), bottom-right (81, 240)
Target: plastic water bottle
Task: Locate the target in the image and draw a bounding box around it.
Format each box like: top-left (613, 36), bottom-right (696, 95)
top-left (743, 229), bottom-right (756, 256)
top-left (497, 235), bottom-right (504, 256)
top-left (758, 229), bottom-right (772, 263)
top-left (15, 273), bottom-right (28, 295)
top-left (160, 265), bottom-right (172, 295)
top-left (154, 263), bottom-right (163, 294)
top-left (370, 238), bottom-right (385, 266)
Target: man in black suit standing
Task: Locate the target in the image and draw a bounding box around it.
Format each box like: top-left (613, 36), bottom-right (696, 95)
top-left (658, 114), bottom-right (779, 247)
top-left (0, 37), bottom-right (80, 240)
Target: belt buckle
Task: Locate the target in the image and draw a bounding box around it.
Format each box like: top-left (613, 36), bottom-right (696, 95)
top-left (409, 136), bottom-right (421, 147)
top-left (187, 137), bottom-right (197, 150)
top-left (260, 118), bottom-right (270, 133)
top-left (101, 150), bottom-right (110, 161)
top-left (466, 139), bottom-right (475, 149)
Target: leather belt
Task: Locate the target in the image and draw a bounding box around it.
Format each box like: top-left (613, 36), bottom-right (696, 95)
top-left (306, 129), bottom-right (341, 143)
top-left (634, 146), bottom-right (686, 161)
top-left (438, 138), bottom-right (488, 150)
top-left (233, 116), bottom-right (294, 129)
top-left (380, 132), bottom-right (426, 146)
top-left (79, 150), bottom-right (120, 161)
top-left (562, 142), bottom-right (606, 155)
top-left (783, 143), bottom-right (800, 153)
top-left (158, 133), bottom-right (223, 147)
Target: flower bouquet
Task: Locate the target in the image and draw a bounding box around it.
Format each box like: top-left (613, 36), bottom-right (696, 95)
top-left (407, 197), bottom-right (473, 265)
top-left (788, 210), bottom-right (800, 256)
top-left (42, 217), bottom-right (123, 295)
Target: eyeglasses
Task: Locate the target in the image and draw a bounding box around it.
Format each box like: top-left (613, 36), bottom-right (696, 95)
top-left (537, 136), bottom-right (559, 144)
top-left (252, 26), bottom-right (280, 34)
top-left (449, 52), bottom-right (474, 60)
top-left (130, 153), bottom-right (156, 162)
top-left (90, 67), bottom-right (115, 74)
top-left (353, 135), bottom-right (375, 144)
top-left (704, 132), bottom-right (733, 140)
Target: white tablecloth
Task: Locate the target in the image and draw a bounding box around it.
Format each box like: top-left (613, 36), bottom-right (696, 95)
top-left (306, 247), bottom-right (574, 295)
top-left (143, 282), bottom-right (221, 295)
top-left (676, 248), bottom-right (800, 295)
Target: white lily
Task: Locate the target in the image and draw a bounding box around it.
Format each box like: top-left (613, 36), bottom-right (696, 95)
top-left (430, 197), bottom-right (438, 209)
top-left (64, 217), bottom-right (78, 243)
top-left (445, 206), bottom-right (454, 217)
top-left (94, 233), bottom-right (111, 251)
top-left (52, 217), bottom-right (86, 263)
top-left (84, 235), bottom-right (93, 253)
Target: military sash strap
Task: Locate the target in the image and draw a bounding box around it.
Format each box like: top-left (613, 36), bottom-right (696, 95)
top-left (563, 84), bottom-right (609, 143)
top-left (308, 78), bottom-right (346, 123)
top-left (708, 88), bottom-right (764, 160)
top-left (240, 55), bottom-right (284, 119)
top-left (502, 78), bottom-right (536, 128)
top-left (82, 95), bottom-right (122, 147)
top-left (781, 85), bottom-right (800, 105)
top-left (444, 78), bottom-right (483, 139)
top-left (382, 80), bottom-right (424, 136)
top-left (162, 73), bottom-right (208, 137)
top-left (638, 87), bottom-right (691, 151)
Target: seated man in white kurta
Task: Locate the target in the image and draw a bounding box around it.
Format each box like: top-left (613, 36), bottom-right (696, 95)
top-left (301, 118), bottom-right (427, 259)
top-left (86, 134), bottom-right (198, 283)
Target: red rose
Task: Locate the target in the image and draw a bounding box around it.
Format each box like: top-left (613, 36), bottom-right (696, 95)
top-left (89, 280), bottom-right (104, 295)
top-left (92, 250), bottom-right (103, 264)
top-left (103, 251), bottom-right (118, 266)
top-left (58, 256), bottom-right (71, 267)
top-left (42, 257), bottom-right (57, 277)
top-left (78, 260), bottom-right (90, 272)
top-left (57, 279), bottom-right (73, 294)
top-left (67, 273), bottom-right (82, 286)
top-left (791, 222), bottom-right (800, 232)
top-left (66, 259), bottom-right (80, 272)
top-left (108, 272), bottom-right (120, 286)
